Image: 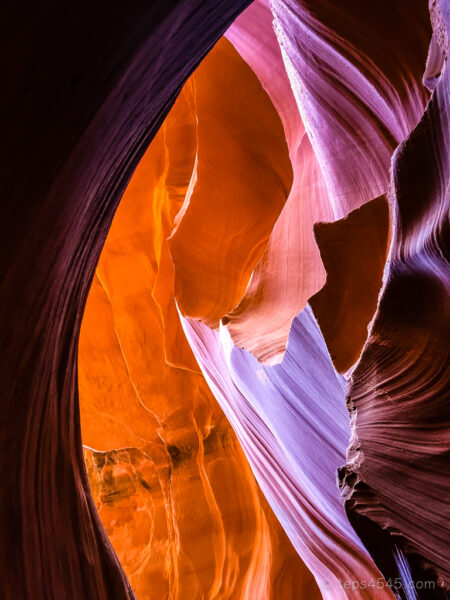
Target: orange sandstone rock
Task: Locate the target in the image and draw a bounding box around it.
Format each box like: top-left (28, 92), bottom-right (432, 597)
top-left (79, 38), bottom-right (317, 600)
top-left (169, 38), bottom-right (293, 327)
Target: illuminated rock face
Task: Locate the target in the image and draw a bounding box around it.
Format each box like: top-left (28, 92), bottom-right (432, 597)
top-left (339, 1), bottom-right (450, 592)
top-left (0, 2), bottom-right (253, 598)
top-left (83, 442), bottom-right (318, 600)
top-left (79, 40), bottom-right (318, 600)
top-left (169, 39), bottom-right (293, 327)
top-left (2, 0), bottom-right (449, 599)
top-left (222, 0), bottom-right (431, 366)
top-left (181, 308), bottom-right (392, 600)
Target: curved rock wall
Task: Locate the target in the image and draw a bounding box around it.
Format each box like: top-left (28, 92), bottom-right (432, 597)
top-left (2, 0), bottom-right (448, 599)
top-left (0, 2), bottom-right (252, 598)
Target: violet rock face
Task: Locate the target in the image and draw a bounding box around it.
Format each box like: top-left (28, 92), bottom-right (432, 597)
top-left (182, 307), bottom-right (395, 600)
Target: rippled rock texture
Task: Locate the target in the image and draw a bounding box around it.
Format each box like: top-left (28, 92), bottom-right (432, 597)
top-left (0, 2), bottom-right (253, 598)
top-left (2, 0), bottom-right (449, 599)
top-left (79, 51), bottom-right (317, 596)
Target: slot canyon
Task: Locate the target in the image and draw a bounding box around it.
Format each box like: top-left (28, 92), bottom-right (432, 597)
top-left (0, 1), bottom-right (448, 599)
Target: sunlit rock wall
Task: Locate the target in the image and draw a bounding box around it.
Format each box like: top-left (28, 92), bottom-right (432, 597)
top-left (79, 0), bottom-right (449, 598)
top-left (0, 2), bottom-right (254, 598)
top-left (79, 39), bottom-right (318, 600)
top-left (2, 0), bottom-right (448, 598)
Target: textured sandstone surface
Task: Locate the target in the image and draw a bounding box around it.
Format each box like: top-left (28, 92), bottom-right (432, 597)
top-left (79, 41), bottom-right (318, 600)
top-left (1, 0), bottom-right (448, 598)
top-left (0, 2), bottom-right (253, 598)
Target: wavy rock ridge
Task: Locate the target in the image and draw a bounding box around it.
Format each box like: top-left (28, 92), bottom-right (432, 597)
top-left (1, 0), bottom-right (448, 598)
top-left (0, 2), bottom-right (253, 598)
top-left (79, 48), bottom-right (316, 597)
